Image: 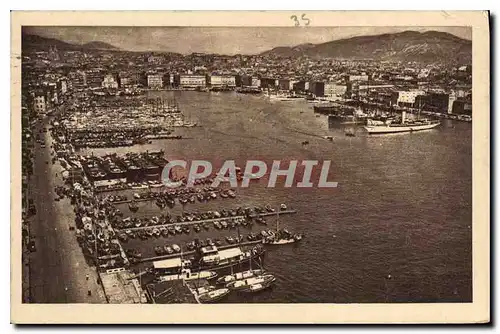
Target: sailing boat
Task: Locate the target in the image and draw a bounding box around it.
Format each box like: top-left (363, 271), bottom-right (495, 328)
top-left (191, 245), bottom-right (231, 303)
top-left (215, 226), bottom-right (265, 285)
top-left (263, 209), bottom-right (303, 245)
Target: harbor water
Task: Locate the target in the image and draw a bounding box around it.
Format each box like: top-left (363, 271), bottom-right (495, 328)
top-left (85, 91), bottom-right (472, 303)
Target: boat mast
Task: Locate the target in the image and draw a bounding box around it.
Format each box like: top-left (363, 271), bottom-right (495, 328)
top-left (276, 208), bottom-right (280, 234)
top-left (237, 224), bottom-right (242, 273)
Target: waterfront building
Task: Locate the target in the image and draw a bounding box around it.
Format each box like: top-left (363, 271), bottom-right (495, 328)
top-left (309, 81), bottom-right (325, 97)
top-left (278, 79), bottom-right (291, 91)
top-left (260, 77), bottom-right (276, 89)
top-left (209, 75), bottom-right (236, 87)
top-left (391, 90), bottom-right (425, 108)
top-left (147, 74), bottom-right (164, 89)
top-left (179, 75), bottom-right (206, 88)
top-left (251, 77), bottom-right (261, 88)
top-left (324, 83), bottom-right (347, 97)
top-left (426, 92), bottom-right (450, 113)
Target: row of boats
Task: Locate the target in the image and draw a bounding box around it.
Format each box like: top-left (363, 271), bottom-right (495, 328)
top-left (149, 227), bottom-right (304, 256)
top-left (112, 204), bottom-right (288, 230)
top-left (114, 216), bottom-right (292, 242)
top-left (122, 188), bottom-right (237, 212)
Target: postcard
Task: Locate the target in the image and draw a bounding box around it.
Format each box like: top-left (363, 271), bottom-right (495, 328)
top-left (10, 10), bottom-right (490, 324)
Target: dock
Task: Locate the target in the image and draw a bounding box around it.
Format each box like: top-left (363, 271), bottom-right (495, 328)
top-left (136, 240), bottom-right (264, 263)
top-left (100, 268), bottom-right (148, 304)
top-left (116, 209), bottom-right (297, 232)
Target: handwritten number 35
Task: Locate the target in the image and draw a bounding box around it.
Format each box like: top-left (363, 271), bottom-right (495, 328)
top-left (291, 14), bottom-right (310, 26)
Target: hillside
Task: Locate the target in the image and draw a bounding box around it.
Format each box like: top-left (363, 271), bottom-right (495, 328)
top-left (81, 41), bottom-right (119, 50)
top-left (21, 33), bottom-right (120, 52)
top-left (260, 31), bottom-right (472, 64)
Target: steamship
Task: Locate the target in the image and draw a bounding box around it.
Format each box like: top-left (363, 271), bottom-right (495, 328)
top-left (364, 111), bottom-right (440, 134)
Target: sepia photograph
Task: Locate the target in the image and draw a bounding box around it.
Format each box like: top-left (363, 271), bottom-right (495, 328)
top-left (11, 11), bottom-right (489, 324)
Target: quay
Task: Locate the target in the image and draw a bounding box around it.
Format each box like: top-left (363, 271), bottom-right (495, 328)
top-left (136, 239), bottom-right (264, 264)
top-left (115, 209), bottom-right (297, 231)
top-left (100, 268), bottom-right (147, 303)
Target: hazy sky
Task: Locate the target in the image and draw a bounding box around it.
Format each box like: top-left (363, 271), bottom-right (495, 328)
top-left (24, 26), bottom-right (471, 55)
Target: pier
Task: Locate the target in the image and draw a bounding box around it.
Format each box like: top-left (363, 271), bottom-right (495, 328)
top-left (115, 209), bottom-right (297, 231)
top-left (136, 240), bottom-right (264, 263)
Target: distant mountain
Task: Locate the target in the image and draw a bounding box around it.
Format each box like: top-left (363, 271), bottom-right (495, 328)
top-left (21, 33), bottom-right (120, 51)
top-left (22, 33), bottom-right (76, 51)
top-left (81, 41), bottom-right (119, 50)
top-left (260, 31), bottom-right (472, 64)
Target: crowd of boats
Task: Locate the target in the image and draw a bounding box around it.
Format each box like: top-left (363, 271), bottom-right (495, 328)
top-left (315, 100), bottom-right (472, 134)
top-left (53, 96), bottom-right (197, 150)
top-left (42, 95), bottom-right (307, 304)
top-left (138, 226), bottom-right (302, 257)
top-left (145, 241), bottom-right (284, 303)
top-left (193, 270), bottom-right (277, 303)
top-left (111, 204), bottom-right (290, 231)
top-left (102, 186), bottom-right (236, 211)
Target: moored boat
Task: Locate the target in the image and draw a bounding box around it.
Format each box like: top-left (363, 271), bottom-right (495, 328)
top-left (152, 245), bottom-right (265, 274)
top-left (157, 270), bottom-right (217, 282)
top-left (226, 274), bottom-right (276, 290)
top-left (216, 269), bottom-right (266, 285)
top-left (364, 111), bottom-right (440, 134)
top-left (241, 276), bottom-right (276, 293)
top-left (198, 288), bottom-right (230, 303)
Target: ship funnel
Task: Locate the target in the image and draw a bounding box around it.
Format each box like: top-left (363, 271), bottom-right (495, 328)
top-left (402, 111), bottom-right (406, 124)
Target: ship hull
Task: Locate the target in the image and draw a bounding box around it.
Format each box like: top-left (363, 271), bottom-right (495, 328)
top-left (364, 122), bottom-right (440, 134)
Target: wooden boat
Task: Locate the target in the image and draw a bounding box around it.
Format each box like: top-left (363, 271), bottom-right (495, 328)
top-left (198, 288), bottom-right (230, 303)
top-left (241, 277), bottom-right (276, 293)
top-left (157, 270), bottom-right (217, 282)
top-left (226, 274), bottom-right (276, 290)
top-left (264, 212), bottom-right (303, 245)
top-left (216, 269), bottom-right (265, 285)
